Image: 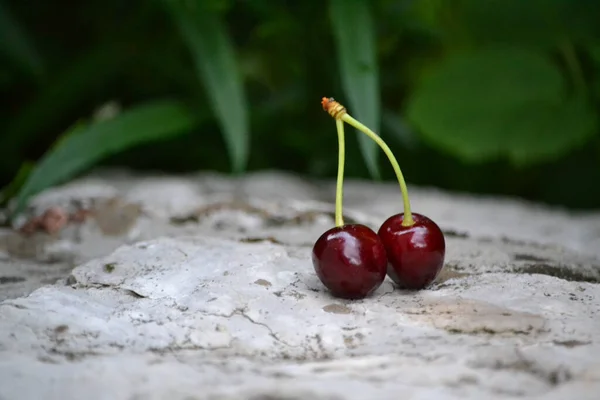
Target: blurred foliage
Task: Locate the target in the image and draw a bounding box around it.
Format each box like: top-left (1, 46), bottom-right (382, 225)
top-left (2, 0), bottom-right (600, 216)
top-left (407, 47), bottom-right (597, 165)
top-left (9, 100), bottom-right (198, 215)
top-left (329, 0), bottom-right (382, 178)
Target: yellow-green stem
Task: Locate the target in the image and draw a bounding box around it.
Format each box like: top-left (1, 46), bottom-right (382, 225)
top-left (334, 118), bottom-right (345, 227)
top-left (341, 113), bottom-right (414, 227)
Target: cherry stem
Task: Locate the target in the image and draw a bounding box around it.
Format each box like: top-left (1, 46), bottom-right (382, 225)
top-left (334, 118), bottom-right (346, 227)
top-left (341, 113), bottom-right (414, 227)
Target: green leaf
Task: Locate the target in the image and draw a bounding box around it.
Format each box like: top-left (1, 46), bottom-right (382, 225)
top-left (329, 0), bottom-right (381, 178)
top-left (0, 161), bottom-right (34, 207)
top-left (0, 2), bottom-right (44, 79)
top-left (10, 100), bottom-right (198, 217)
top-left (0, 120), bottom-right (87, 208)
top-left (506, 96), bottom-right (597, 166)
top-left (406, 47), bottom-right (598, 166)
top-left (165, 0), bottom-right (249, 174)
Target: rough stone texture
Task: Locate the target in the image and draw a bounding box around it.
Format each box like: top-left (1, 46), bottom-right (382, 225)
top-left (1, 169), bottom-right (599, 400)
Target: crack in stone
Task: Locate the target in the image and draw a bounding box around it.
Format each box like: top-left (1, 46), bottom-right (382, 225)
top-left (45, 341), bottom-right (127, 362)
top-left (236, 308), bottom-right (301, 349)
top-left (552, 339), bottom-right (591, 348)
top-left (514, 263), bottom-right (600, 284)
top-left (176, 335), bottom-right (232, 352)
top-left (445, 327), bottom-right (538, 336)
top-left (470, 348), bottom-right (574, 387)
top-left (169, 202), bottom-right (350, 229)
top-left (0, 276), bottom-right (26, 284)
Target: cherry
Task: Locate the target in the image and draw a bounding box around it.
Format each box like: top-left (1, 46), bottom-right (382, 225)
top-left (378, 212), bottom-right (445, 289)
top-left (312, 224), bottom-right (387, 299)
top-left (312, 99), bottom-right (387, 299)
top-left (320, 96), bottom-right (446, 292)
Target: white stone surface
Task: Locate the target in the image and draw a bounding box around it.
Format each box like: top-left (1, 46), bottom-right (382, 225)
top-left (0, 170), bottom-right (599, 400)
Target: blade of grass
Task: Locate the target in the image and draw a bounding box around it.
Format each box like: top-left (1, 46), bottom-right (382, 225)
top-left (0, 161), bottom-right (34, 207)
top-left (10, 99), bottom-right (198, 218)
top-left (164, 0), bottom-right (250, 174)
top-left (329, 0), bottom-right (381, 178)
top-left (0, 119), bottom-right (87, 208)
top-left (0, 2), bottom-right (44, 80)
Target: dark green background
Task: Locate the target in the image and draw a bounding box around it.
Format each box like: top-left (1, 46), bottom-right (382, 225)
top-left (2, 0), bottom-right (600, 211)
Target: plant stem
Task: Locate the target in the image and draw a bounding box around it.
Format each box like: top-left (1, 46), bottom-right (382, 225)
top-left (341, 113), bottom-right (414, 227)
top-left (334, 118), bottom-right (345, 227)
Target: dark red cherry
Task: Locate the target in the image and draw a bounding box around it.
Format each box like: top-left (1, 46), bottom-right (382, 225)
top-left (312, 224), bottom-right (387, 299)
top-left (378, 213), bottom-right (445, 290)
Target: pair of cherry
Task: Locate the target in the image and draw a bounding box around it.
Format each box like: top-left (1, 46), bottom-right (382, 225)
top-left (311, 98), bottom-right (446, 299)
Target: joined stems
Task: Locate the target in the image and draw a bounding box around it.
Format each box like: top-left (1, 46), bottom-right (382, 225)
top-left (334, 118), bottom-right (346, 227)
top-left (341, 113), bottom-right (414, 227)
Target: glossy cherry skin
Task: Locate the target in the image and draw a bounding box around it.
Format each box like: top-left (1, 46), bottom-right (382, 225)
top-left (378, 213), bottom-right (445, 290)
top-left (312, 224), bottom-right (388, 299)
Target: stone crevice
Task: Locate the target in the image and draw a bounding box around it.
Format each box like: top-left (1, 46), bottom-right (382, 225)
top-left (237, 308), bottom-right (302, 350)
